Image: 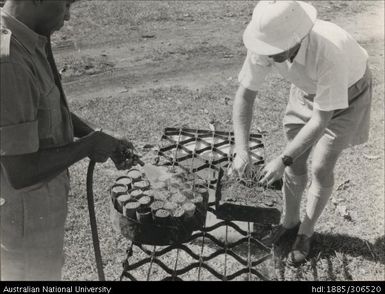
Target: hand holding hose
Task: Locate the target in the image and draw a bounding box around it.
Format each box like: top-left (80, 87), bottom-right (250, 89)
top-left (112, 141), bottom-right (144, 170)
top-left (88, 131), bottom-right (143, 170)
top-left (85, 131), bottom-right (143, 281)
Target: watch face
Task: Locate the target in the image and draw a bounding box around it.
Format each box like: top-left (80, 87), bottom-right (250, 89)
top-left (282, 155), bottom-right (293, 166)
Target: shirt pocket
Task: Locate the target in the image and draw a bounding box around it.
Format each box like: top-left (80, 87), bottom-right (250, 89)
top-left (37, 85), bottom-right (62, 144)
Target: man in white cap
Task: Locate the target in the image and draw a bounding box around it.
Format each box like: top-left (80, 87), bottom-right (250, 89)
top-left (232, 1), bottom-right (371, 265)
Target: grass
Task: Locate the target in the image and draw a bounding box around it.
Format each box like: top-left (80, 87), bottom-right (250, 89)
top-left (55, 1), bottom-right (378, 47)
top-left (63, 78), bottom-right (384, 281)
top-left (56, 1), bottom-right (384, 281)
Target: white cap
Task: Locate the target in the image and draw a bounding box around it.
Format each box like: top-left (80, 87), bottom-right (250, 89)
top-left (243, 1), bottom-right (317, 55)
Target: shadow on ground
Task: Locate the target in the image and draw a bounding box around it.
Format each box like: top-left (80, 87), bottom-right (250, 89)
top-left (188, 228), bottom-right (384, 281)
top-left (273, 233), bottom-right (384, 281)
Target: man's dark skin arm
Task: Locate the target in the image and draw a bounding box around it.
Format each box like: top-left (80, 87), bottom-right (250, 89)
top-left (1, 111), bottom-right (135, 190)
top-left (71, 112), bottom-right (126, 141)
top-left (0, 131), bottom-right (126, 189)
top-left (69, 112), bottom-right (137, 168)
top-left (71, 112), bottom-right (95, 138)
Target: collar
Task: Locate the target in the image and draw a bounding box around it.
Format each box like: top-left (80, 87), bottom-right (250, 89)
top-left (0, 8), bottom-right (48, 55)
top-left (292, 34), bottom-right (309, 66)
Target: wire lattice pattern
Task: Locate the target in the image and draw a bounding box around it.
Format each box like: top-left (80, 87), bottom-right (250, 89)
top-left (157, 128), bottom-right (265, 188)
top-left (121, 128), bottom-right (276, 281)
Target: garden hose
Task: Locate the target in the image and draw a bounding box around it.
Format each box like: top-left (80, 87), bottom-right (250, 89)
top-left (86, 151), bottom-right (144, 281)
top-left (86, 160), bottom-right (105, 281)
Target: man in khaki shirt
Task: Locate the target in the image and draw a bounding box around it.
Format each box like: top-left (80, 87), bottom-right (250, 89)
top-left (0, 0), bottom-right (138, 280)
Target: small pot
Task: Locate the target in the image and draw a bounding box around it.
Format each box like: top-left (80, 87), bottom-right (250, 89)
top-left (130, 189), bottom-right (144, 200)
top-left (181, 189), bottom-right (194, 200)
top-left (110, 184), bottom-right (128, 208)
top-left (123, 201), bottom-right (141, 219)
top-left (168, 184), bottom-right (180, 194)
top-left (142, 190), bottom-right (154, 197)
top-left (115, 176), bottom-right (133, 190)
top-left (138, 195), bottom-right (154, 209)
top-left (136, 207), bottom-right (152, 224)
top-left (170, 192), bottom-right (187, 205)
top-left (116, 193), bottom-right (133, 212)
top-left (152, 181), bottom-right (168, 190)
top-left (133, 180), bottom-right (151, 191)
top-left (150, 200), bottom-right (165, 217)
top-left (163, 201), bottom-right (178, 213)
top-left (153, 209), bottom-right (171, 225)
top-left (153, 190), bottom-right (170, 202)
top-left (171, 207), bottom-right (185, 224)
top-left (127, 169), bottom-right (143, 183)
top-left (182, 202), bottom-right (196, 218)
top-left (150, 200), bottom-right (165, 209)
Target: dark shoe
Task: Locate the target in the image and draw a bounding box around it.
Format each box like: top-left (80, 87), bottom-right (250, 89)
top-left (261, 222), bottom-right (300, 247)
top-left (287, 234), bottom-right (313, 266)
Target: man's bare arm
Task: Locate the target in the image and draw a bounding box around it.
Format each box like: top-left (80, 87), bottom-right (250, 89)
top-left (283, 108), bottom-right (334, 160)
top-left (233, 85), bottom-right (258, 153)
top-left (71, 112), bottom-right (95, 138)
top-left (0, 131), bottom-right (119, 189)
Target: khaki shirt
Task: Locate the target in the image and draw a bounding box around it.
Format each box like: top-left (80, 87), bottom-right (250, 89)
top-left (0, 9), bottom-right (74, 156)
top-left (0, 10), bottom-right (72, 280)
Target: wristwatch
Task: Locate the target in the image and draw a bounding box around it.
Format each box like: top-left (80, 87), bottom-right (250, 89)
top-left (281, 155), bottom-right (294, 166)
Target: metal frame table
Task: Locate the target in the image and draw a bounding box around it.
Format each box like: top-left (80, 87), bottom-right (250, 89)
top-left (119, 128), bottom-right (281, 281)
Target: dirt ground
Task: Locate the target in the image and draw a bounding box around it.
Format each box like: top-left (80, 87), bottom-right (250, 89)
top-left (56, 1), bottom-right (383, 102)
top-left (49, 1), bottom-right (385, 281)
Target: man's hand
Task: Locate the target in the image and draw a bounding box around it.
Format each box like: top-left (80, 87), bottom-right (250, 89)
top-left (111, 139), bottom-right (141, 170)
top-left (259, 156), bottom-right (285, 186)
top-left (88, 132), bottom-right (133, 168)
top-left (229, 150), bottom-right (251, 178)
top-left (88, 131), bottom-right (119, 163)
top-left (90, 130), bottom-right (143, 170)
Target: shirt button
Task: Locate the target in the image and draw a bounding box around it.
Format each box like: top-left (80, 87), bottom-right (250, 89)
top-left (0, 198), bottom-right (6, 206)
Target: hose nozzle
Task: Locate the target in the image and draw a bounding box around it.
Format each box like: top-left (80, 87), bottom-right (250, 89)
top-left (121, 145), bottom-right (145, 167)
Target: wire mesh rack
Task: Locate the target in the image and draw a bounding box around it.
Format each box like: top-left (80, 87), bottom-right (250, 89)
top-left (119, 128), bottom-right (282, 281)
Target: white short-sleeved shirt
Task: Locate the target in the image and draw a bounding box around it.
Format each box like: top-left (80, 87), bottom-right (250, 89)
top-left (238, 20), bottom-right (369, 111)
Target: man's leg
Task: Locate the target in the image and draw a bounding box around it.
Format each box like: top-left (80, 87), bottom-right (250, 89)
top-left (1, 172), bottom-right (69, 281)
top-left (281, 148), bottom-right (311, 228)
top-left (281, 85), bottom-right (313, 228)
top-left (288, 142), bottom-right (343, 265)
top-left (261, 128), bottom-right (311, 246)
top-left (298, 143), bottom-right (343, 237)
